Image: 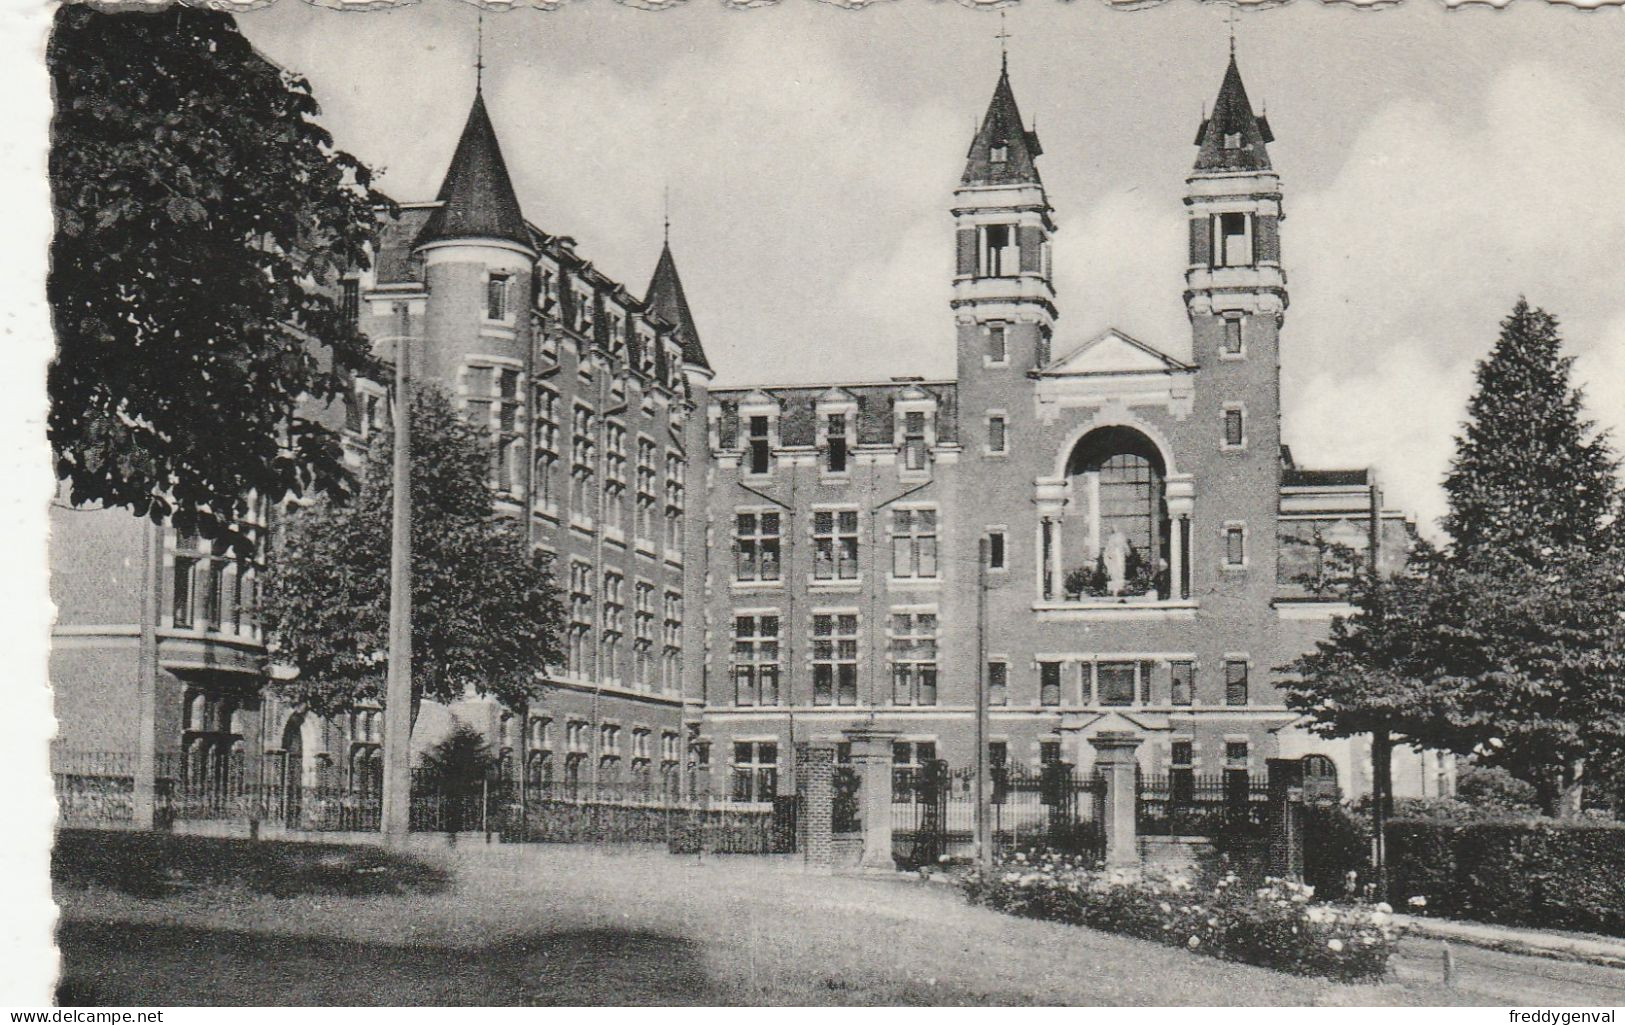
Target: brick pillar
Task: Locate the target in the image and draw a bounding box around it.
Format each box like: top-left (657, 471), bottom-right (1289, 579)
top-left (844, 727), bottom-right (900, 872)
top-left (796, 743), bottom-right (835, 873)
top-left (1088, 731), bottom-right (1143, 869)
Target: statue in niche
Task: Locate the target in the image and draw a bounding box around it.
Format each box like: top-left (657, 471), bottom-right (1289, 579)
top-left (1102, 529), bottom-right (1131, 596)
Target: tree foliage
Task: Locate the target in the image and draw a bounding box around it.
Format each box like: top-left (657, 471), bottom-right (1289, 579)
top-left (48, 6), bottom-right (391, 549)
top-left (259, 385), bottom-right (566, 724)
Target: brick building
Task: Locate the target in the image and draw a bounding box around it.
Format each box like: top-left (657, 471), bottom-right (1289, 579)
top-left (49, 51), bottom-right (1451, 814)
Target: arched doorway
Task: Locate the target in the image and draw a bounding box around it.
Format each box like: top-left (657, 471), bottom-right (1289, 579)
top-left (1061, 426), bottom-right (1170, 599)
top-left (281, 714), bottom-right (304, 828)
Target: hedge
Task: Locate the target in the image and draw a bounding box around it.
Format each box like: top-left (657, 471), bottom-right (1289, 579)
top-left (1386, 817), bottom-right (1625, 937)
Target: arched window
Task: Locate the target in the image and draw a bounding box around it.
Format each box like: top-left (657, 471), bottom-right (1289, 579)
top-left (1064, 427), bottom-right (1169, 599)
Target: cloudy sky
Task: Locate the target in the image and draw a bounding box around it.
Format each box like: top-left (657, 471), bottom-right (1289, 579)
top-left (238, 0), bottom-right (1625, 537)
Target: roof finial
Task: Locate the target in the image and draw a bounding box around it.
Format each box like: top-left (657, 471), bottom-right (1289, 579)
top-left (662, 184), bottom-right (671, 246)
top-left (1225, 5), bottom-right (1239, 56)
top-left (475, 9), bottom-right (485, 92)
top-left (995, 11), bottom-right (1011, 71)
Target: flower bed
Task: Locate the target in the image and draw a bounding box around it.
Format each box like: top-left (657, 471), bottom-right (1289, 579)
top-left (959, 851), bottom-right (1399, 982)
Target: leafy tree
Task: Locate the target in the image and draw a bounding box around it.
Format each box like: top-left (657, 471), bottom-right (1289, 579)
top-left (48, 6), bottom-right (390, 549)
top-left (1454, 762), bottom-right (1537, 814)
top-left (1442, 299), bottom-right (1619, 565)
top-left (421, 721), bottom-right (496, 795)
top-left (259, 385), bottom-right (566, 729)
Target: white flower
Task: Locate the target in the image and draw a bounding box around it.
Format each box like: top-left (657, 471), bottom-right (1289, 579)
top-left (1408, 895), bottom-right (1428, 908)
top-left (1159, 902), bottom-right (1172, 914)
top-left (1188, 935), bottom-right (1201, 949)
top-left (1371, 911), bottom-right (1389, 926)
top-left (1328, 939), bottom-right (1344, 952)
top-left (1374, 902), bottom-right (1392, 914)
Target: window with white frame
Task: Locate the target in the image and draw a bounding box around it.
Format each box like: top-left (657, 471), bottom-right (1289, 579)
top-left (633, 582), bottom-right (656, 689)
top-left (901, 410), bottom-right (930, 472)
top-left (889, 610), bottom-right (938, 706)
top-left (735, 510), bottom-right (781, 582)
top-left (664, 452), bottom-right (684, 549)
top-left (824, 413), bottom-right (850, 474)
top-left (1225, 660), bottom-right (1249, 706)
top-left (747, 415), bottom-right (772, 475)
top-left (635, 438), bottom-right (657, 543)
top-left (732, 613), bottom-right (781, 707)
top-left (599, 724), bottom-right (622, 786)
top-left (986, 529), bottom-right (1007, 571)
top-left (567, 562), bottom-right (592, 676)
top-left (570, 406), bottom-right (595, 521)
top-left (535, 386), bottom-right (560, 509)
top-left (1171, 660), bottom-right (1195, 706)
top-left (486, 273), bottom-right (511, 322)
top-left (813, 510), bottom-right (859, 581)
top-left (891, 507), bottom-right (938, 579)
top-left (1225, 524), bottom-right (1247, 568)
top-left (730, 741), bottom-right (778, 803)
top-left (987, 322), bottom-right (1008, 364)
top-left (602, 572), bottom-right (624, 680)
top-left (987, 660), bottom-right (1008, 705)
top-left (604, 422), bottom-right (627, 532)
top-left (987, 414), bottom-right (1007, 455)
top-left (812, 612), bottom-right (859, 706)
top-left (661, 591), bottom-right (682, 692)
top-left (1212, 211), bottom-right (1254, 268)
top-left (1222, 405), bottom-right (1245, 449)
top-left (1039, 661), bottom-right (1062, 707)
top-left (977, 223), bottom-right (1020, 278)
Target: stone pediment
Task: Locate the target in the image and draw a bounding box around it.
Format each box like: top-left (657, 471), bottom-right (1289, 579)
top-left (1039, 328), bottom-right (1192, 378)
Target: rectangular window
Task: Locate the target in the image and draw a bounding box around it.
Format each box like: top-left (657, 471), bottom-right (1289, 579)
top-left (1213, 211), bottom-right (1253, 268)
top-left (1171, 740), bottom-right (1195, 802)
top-left (988, 323), bottom-right (1007, 363)
top-left (987, 416), bottom-right (1007, 454)
top-left (1098, 662), bottom-right (1136, 706)
top-left (978, 224), bottom-right (1020, 278)
top-left (1223, 407), bottom-right (1245, 448)
top-left (748, 416), bottom-right (771, 475)
top-left (635, 438), bottom-right (657, 542)
top-left (735, 511), bottom-right (781, 582)
top-left (902, 411), bottom-right (929, 472)
top-left (487, 274), bottom-right (510, 321)
top-left (340, 279), bottom-right (360, 327)
top-left (732, 614), bottom-right (781, 707)
top-left (570, 406), bottom-right (595, 521)
top-left (1222, 317), bottom-right (1243, 356)
top-left (1039, 661), bottom-right (1061, 706)
top-left (172, 556), bottom-right (196, 628)
top-left (1226, 526), bottom-right (1246, 567)
top-left (892, 741), bottom-right (937, 802)
top-left (889, 611), bottom-right (938, 706)
top-left (535, 387), bottom-right (560, 508)
top-left (890, 507), bottom-right (938, 579)
top-left (825, 414), bottom-right (848, 473)
top-left (204, 560), bottom-right (225, 630)
top-left (731, 742), bottom-right (778, 803)
top-left (1226, 741), bottom-right (1249, 766)
top-left (1170, 661), bottom-right (1195, 706)
top-left (1039, 741), bottom-right (1061, 766)
top-left (987, 530), bottom-right (1006, 570)
top-left (812, 612), bottom-right (859, 706)
top-left (813, 510), bottom-right (860, 581)
top-left (987, 661), bottom-right (1008, 706)
top-left (1225, 660), bottom-right (1249, 706)
top-left (1172, 740), bottom-right (1193, 767)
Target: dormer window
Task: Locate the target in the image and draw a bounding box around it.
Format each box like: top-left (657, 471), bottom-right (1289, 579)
top-left (990, 142), bottom-right (1009, 164)
top-left (1224, 132), bottom-right (1242, 150)
top-left (825, 414), bottom-right (849, 474)
top-left (902, 411), bottom-right (929, 472)
top-left (748, 415), bottom-right (771, 475)
top-left (486, 274), bottom-right (510, 322)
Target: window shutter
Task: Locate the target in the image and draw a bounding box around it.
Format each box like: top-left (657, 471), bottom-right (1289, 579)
top-left (1019, 226), bottom-right (1042, 274)
top-left (956, 229), bottom-right (977, 276)
top-left (1191, 216), bottom-right (1211, 267)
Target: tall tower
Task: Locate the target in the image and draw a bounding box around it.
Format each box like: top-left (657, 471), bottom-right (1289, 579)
top-left (952, 55), bottom-right (1056, 379)
top-left (1184, 53), bottom-right (1285, 606)
top-left (413, 88), bottom-right (538, 391)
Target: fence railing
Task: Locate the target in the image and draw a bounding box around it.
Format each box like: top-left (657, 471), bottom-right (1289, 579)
top-left (889, 762), bottom-right (1107, 866)
top-left (502, 793), bottom-right (796, 854)
top-left (1136, 771), bottom-right (1273, 837)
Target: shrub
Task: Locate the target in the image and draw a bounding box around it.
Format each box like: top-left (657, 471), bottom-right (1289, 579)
top-left (1302, 803), bottom-right (1371, 898)
top-left (959, 850), bottom-right (1397, 982)
top-left (1454, 763), bottom-right (1538, 813)
top-left (1387, 817), bottom-right (1625, 936)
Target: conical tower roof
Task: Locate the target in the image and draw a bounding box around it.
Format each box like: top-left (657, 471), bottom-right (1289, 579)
top-left (1193, 54), bottom-right (1274, 173)
top-left (961, 61), bottom-right (1043, 188)
top-left (415, 90), bottom-right (531, 250)
top-left (646, 241), bottom-right (711, 374)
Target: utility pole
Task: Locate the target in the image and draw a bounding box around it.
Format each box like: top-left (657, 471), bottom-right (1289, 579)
top-left (975, 535), bottom-right (991, 867)
top-left (381, 303), bottom-right (414, 841)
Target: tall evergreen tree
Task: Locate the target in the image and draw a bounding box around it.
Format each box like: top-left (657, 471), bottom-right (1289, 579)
top-left (1441, 299), bottom-right (1620, 564)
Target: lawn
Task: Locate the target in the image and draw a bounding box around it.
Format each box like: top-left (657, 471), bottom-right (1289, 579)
top-left (49, 831), bottom-right (1618, 1005)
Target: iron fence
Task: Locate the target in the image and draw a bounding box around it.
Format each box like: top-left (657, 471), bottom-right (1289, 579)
top-left (1136, 770), bottom-right (1272, 837)
top-left (890, 761), bottom-right (1106, 867)
top-left (500, 792), bottom-right (796, 854)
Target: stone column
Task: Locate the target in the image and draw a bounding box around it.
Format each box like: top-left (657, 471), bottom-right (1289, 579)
top-left (1088, 731), bottom-right (1143, 869)
top-left (843, 727), bottom-right (900, 872)
top-left (796, 743), bottom-right (835, 874)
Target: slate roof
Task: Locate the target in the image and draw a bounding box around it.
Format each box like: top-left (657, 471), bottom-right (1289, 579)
top-left (645, 241), bottom-right (712, 373)
top-left (961, 61), bottom-right (1044, 188)
top-left (414, 91), bottom-right (532, 250)
top-left (1192, 54), bottom-right (1274, 173)
top-left (712, 381), bottom-right (959, 448)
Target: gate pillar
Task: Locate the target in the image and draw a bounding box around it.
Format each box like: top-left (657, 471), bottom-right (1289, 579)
top-left (796, 743), bottom-right (836, 873)
top-left (1088, 731), bottom-right (1143, 869)
top-left (843, 727), bottom-right (901, 872)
